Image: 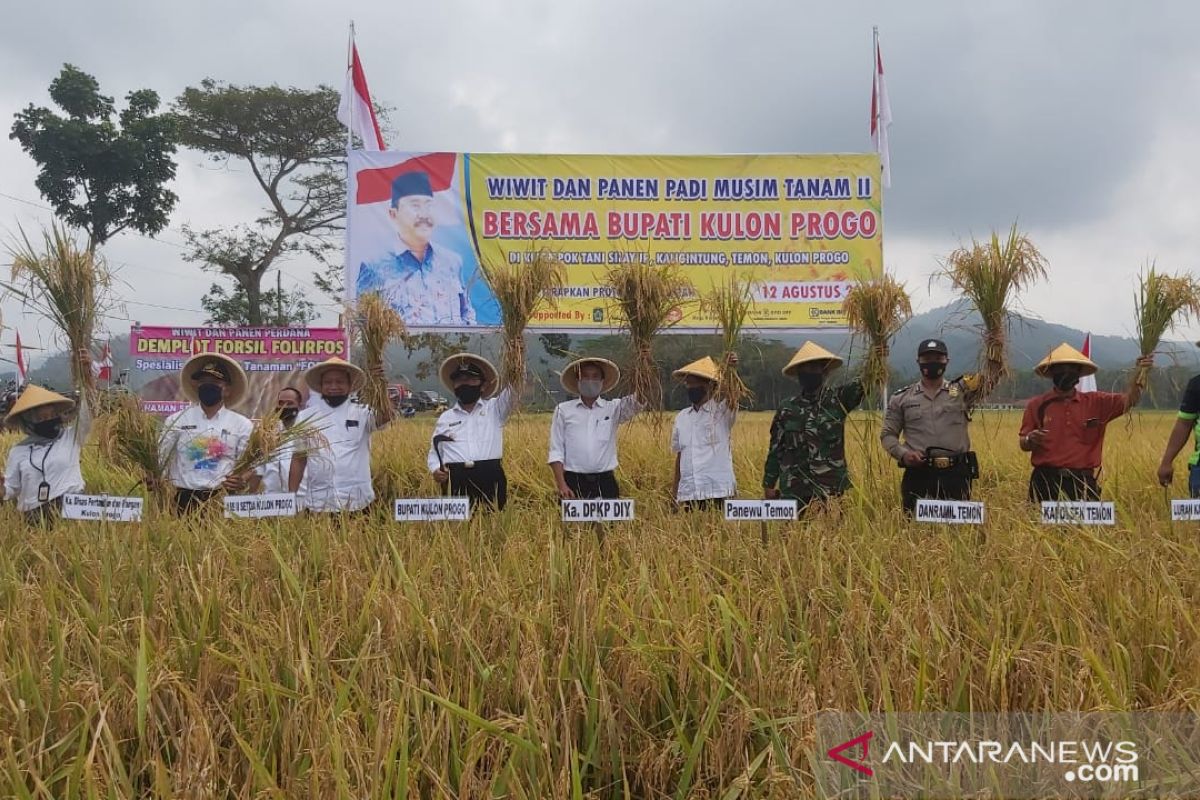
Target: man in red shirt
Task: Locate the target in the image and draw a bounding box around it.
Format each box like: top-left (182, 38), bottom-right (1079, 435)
top-left (1019, 343), bottom-right (1152, 502)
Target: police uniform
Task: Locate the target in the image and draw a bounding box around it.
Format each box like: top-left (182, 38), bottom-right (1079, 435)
top-left (880, 340), bottom-right (984, 515)
top-left (428, 355), bottom-right (513, 510)
top-left (356, 170), bottom-right (475, 327)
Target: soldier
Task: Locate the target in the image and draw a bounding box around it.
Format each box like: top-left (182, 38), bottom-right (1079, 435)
top-left (762, 342), bottom-right (864, 513)
top-left (881, 339), bottom-right (991, 516)
top-left (1021, 343), bottom-right (1151, 501)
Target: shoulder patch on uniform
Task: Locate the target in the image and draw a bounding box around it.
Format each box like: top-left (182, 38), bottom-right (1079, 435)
top-left (891, 385), bottom-right (908, 396)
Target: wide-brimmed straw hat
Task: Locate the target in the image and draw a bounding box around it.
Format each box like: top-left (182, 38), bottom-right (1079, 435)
top-left (561, 358), bottom-right (620, 396)
top-left (782, 341), bottom-right (843, 377)
top-left (180, 352), bottom-right (247, 405)
top-left (304, 357), bottom-right (366, 393)
top-left (1034, 343), bottom-right (1098, 378)
top-left (439, 353), bottom-right (499, 398)
top-left (672, 356), bottom-right (721, 384)
top-left (4, 385), bottom-right (75, 425)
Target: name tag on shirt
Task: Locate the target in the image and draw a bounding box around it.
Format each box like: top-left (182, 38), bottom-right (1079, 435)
top-left (1040, 501), bottom-right (1115, 525)
top-left (561, 499), bottom-right (635, 522)
top-left (915, 499), bottom-right (986, 524)
top-left (346, 420), bottom-right (359, 428)
top-left (394, 498), bottom-right (471, 521)
top-left (224, 493), bottom-right (297, 519)
top-left (61, 494), bottom-right (144, 523)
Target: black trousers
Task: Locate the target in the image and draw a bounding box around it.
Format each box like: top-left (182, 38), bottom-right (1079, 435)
top-left (564, 470), bottom-right (621, 499)
top-left (174, 488), bottom-right (219, 515)
top-left (679, 497), bottom-right (727, 512)
top-left (900, 467), bottom-right (971, 516)
top-left (1028, 466), bottom-right (1100, 502)
top-left (23, 497), bottom-right (63, 527)
top-left (446, 460), bottom-right (507, 511)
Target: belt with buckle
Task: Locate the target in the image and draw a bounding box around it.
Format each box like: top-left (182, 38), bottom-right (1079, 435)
top-left (930, 456), bottom-right (954, 469)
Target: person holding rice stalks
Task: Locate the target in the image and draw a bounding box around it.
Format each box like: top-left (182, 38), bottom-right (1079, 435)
top-left (1021, 344), bottom-right (1152, 502)
top-left (881, 339), bottom-right (987, 516)
top-left (2, 351), bottom-right (92, 525)
top-left (547, 357), bottom-right (643, 500)
top-left (428, 354), bottom-right (518, 511)
top-left (157, 353), bottom-right (257, 515)
top-left (670, 353), bottom-right (739, 511)
top-left (259, 386), bottom-right (304, 495)
top-left (288, 357), bottom-right (393, 514)
top-left (762, 342), bottom-right (865, 514)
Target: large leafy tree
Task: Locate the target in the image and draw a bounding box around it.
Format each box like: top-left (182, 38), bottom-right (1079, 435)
top-left (10, 64), bottom-right (179, 251)
top-left (201, 281), bottom-right (316, 327)
top-left (174, 80), bottom-right (344, 325)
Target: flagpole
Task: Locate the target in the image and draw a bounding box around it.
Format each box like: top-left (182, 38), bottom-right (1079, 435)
top-left (344, 20), bottom-right (355, 359)
top-left (346, 21), bottom-right (355, 153)
top-left (871, 25), bottom-right (890, 410)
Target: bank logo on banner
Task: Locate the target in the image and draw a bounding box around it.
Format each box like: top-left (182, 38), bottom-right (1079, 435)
top-left (346, 151), bottom-right (883, 333)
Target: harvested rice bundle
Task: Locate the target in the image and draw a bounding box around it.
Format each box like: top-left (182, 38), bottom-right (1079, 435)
top-left (843, 274), bottom-right (913, 400)
top-left (352, 292), bottom-right (406, 411)
top-left (700, 273), bottom-right (755, 409)
top-left (1131, 265), bottom-right (1200, 389)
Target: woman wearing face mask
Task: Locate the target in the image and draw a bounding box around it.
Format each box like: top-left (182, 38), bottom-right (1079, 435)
top-left (2, 380), bottom-right (90, 526)
top-left (762, 342), bottom-right (864, 513)
top-left (1019, 343), bottom-right (1152, 502)
top-left (547, 358), bottom-right (643, 500)
top-left (671, 353), bottom-right (739, 511)
top-left (159, 353), bottom-right (257, 514)
top-left (427, 353), bottom-right (520, 510)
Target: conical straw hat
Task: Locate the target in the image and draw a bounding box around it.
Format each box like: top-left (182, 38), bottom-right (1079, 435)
top-left (304, 356), bottom-right (366, 393)
top-left (439, 353), bottom-right (499, 398)
top-left (1034, 343), bottom-right (1098, 377)
top-left (5, 385), bottom-right (74, 425)
top-left (180, 352), bottom-right (248, 405)
top-left (782, 341), bottom-right (843, 376)
top-left (561, 358), bottom-right (620, 396)
top-left (672, 356), bottom-right (721, 383)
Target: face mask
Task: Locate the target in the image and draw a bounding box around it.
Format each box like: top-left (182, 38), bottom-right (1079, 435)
top-left (197, 383), bottom-right (223, 407)
top-left (1052, 371), bottom-right (1080, 391)
top-left (455, 385), bottom-right (482, 405)
top-left (323, 394), bottom-right (349, 408)
top-left (578, 379), bottom-right (604, 398)
top-left (32, 417), bottom-right (63, 439)
top-left (919, 363), bottom-right (946, 380)
top-left (797, 373), bottom-right (824, 393)
top-left (686, 386), bottom-right (708, 405)
top-left (279, 407), bottom-right (299, 422)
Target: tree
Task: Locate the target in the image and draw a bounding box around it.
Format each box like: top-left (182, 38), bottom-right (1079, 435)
top-left (200, 280), bottom-right (316, 327)
top-left (10, 64), bottom-right (178, 250)
top-left (174, 80), bottom-right (345, 325)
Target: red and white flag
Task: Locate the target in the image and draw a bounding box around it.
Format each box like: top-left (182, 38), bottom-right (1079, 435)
top-left (92, 341), bottom-right (113, 381)
top-left (1078, 333), bottom-right (1097, 393)
top-left (337, 38), bottom-right (386, 151)
top-left (870, 28), bottom-right (893, 188)
top-left (14, 330), bottom-right (28, 385)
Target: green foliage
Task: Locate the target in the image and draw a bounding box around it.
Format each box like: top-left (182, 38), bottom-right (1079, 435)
top-left (9, 64), bottom-right (179, 248)
top-left (200, 281), bottom-right (316, 327)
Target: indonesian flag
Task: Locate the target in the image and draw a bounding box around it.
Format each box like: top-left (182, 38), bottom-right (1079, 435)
top-left (92, 341), bottom-right (113, 381)
top-left (337, 41), bottom-right (385, 151)
top-left (1078, 333), bottom-right (1097, 393)
top-left (870, 29), bottom-right (893, 188)
top-left (14, 330), bottom-right (27, 385)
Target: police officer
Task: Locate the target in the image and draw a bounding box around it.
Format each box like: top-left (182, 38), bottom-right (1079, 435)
top-left (763, 342), bottom-right (864, 513)
top-left (881, 339), bottom-right (989, 515)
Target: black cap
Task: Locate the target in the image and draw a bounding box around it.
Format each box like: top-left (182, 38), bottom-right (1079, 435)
top-left (190, 360), bottom-right (232, 383)
top-left (450, 361), bottom-right (485, 379)
top-left (917, 339), bottom-right (948, 356)
top-left (391, 171), bottom-right (433, 205)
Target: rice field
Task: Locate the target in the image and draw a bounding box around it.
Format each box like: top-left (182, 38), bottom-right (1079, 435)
top-left (1, 409), bottom-right (1198, 798)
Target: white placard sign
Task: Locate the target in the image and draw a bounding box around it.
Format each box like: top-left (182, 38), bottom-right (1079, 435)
top-left (224, 493), bottom-right (297, 519)
top-left (1171, 499), bottom-right (1200, 521)
top-left (724, 499), bottom-right (798, 521)
top-left (61, 494), bottom-right (144, 522)
top-left (1040, 501), bottom-right (1115, 525)
top-left (394, 498), bottom-right (471, 521)
top-left (915, 499), bottom-right (986, 525)
top-left (561, 498), bottom-right (635, 522)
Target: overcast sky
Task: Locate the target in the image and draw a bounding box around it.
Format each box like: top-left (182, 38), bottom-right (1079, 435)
top-left (1, 0), bottom-right (1198, 364)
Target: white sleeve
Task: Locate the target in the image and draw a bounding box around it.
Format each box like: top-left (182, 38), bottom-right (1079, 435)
top-left (615, 394), bottom-right (643, 424)
top-left (427, 415), bottom-right (445, 473)
top-left (159, 411), bottom-right (184, 470)
top-left (3, 449), bottom-right (20, 502)
top-left (547, 405), bottom-right (565, 464)
top-left (493, 386), bottom-right (517, 423)
top-left (670, 417), bottom-right (683, 453)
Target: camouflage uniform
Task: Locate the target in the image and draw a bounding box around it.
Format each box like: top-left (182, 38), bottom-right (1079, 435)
top-left (762, 381), bottom-right (865, 507)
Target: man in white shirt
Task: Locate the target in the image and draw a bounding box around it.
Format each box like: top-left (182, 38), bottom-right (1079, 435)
top-left (159, 353), bottom-right (256, 515)
top-left (289, 357), bottom-right (394, 514)
top-left (259, 386), bottom-right (302, 495)
top-left (671, 353), bottom-right (739, 511)
top-left (547, 357), bottom-right (642, 499)
top-left (428, 354), bottom-right (516, 510)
